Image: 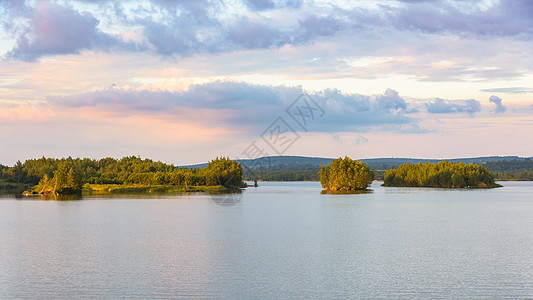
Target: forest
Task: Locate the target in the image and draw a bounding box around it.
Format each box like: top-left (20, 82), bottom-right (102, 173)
top-left (383, 161), bottom-right (498, 188)
top-left (0, 156), bottom-right (244, 195)
top-left (320, 157), bottom-right (374, 191)
top-left (242, 158), bottom-right (533, 182)
top-left (1, 157), bottom-right (531, 195)
top-left (483, 159), bottom-right (533, 180)
top-left (242, 163), bottom-right (321, 181)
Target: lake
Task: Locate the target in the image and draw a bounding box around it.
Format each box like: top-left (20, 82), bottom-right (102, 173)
top-left (1, 181), bottom-right (533, 299)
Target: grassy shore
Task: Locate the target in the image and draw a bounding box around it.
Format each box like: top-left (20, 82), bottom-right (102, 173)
top-left (83, 183), bottom-right (231, 195)
top-left (0, 180), bottom-right (32, 194)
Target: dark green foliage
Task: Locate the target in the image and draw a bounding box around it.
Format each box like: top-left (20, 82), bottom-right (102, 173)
top-left (320, 163), bottom-right (328, 186)
top-left (320, 157), bottom-right (374, 191)
top-left (205, 157), bottom-right (243, 188)
top-left (0, 156), bottom-right (244, 194)
top-left (242, 163), bottom-right (322, 181)
top-left (384, 161), bottom-right (497, 188)
top-left (52, 161), bottom-right (83, 194)
top-left (484, 158), bottom-right (533, 173)
top-left (484, 159), bottom-right (533, 180)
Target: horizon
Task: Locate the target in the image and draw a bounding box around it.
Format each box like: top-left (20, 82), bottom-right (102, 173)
top-left (1, 1), bottom-right (533, 166)
top-left (2, 153), bottom-right (532, 168)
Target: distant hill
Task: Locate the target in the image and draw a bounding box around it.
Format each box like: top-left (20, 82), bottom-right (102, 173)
top-left (183, 155), bottom-right (533, 181)
top-left (184, 156), bottom-right (333, 169)
top-left (184, 155), bottom-right (530, 170)
top-left (360, 156), bottom-right (527, 170)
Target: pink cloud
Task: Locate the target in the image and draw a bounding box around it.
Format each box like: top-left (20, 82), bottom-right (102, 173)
top-left (0, 102), bottom-right (55, 122)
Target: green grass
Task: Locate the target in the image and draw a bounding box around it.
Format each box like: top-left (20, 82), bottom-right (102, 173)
top-left (83, 183), bottom-right (230, 195)
top-left (0, 180), bottom-right (32, 194)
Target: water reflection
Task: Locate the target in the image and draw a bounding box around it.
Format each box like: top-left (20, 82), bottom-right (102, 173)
top-left (20, 194), bottom-right (82, 201)
top-left (207, 189), bottom-right (243, 206)
top-left (1, 181), bottom-right (533, 299)
top-left (321, 189), bottom-right (373, 195)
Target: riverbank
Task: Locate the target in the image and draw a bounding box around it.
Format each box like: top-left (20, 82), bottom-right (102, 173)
top-left (21, 183), bottom-right (239, 197)
top-left (83, 184), bottom-right (232, 194)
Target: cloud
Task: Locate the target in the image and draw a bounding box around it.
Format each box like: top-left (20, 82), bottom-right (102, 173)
top-left (141, 11), bottom-right (349, 57)
top-left (489, 95), bottom-right (506, 114)
top-left (330, 133), bottom-right (368, 145)
top-left (46, 81), bottom-right (416, 132)
top-left (141, 19), bottom-right (201, 56)
top-left (425, 98), bottom-right (481, 114)
top-left (226, 18), bottom-right (289, 50)
top-left (244, 0), bottom-right (276, 10)
top-left (150, 0), bottom-right (211, 18)
top-left (244, 0), bottom-right (302, 11)
top-left (375, 88), bottom-right (407, 111)
top-left (294, 14), bottom-right (346, 43)
top-left (1, 0), bottom-right (29, 13)
top-left (0, 102), bottom-right (55, 122)
top-left (5, 2), bottom-right (132, 61)
top-left (3, 0), bottom-right (533, 61)
top-left (49, 81), bottom-right (288, 110)
top-left (480, 87), bottom-right (533, 94)
top-left (387, 0), bottom-right (533, 38)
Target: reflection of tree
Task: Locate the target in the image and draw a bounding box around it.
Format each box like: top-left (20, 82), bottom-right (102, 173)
top-left (37, 193), bottom-right (82, 201)
top-left (208, 189), bottom-right (243, 207)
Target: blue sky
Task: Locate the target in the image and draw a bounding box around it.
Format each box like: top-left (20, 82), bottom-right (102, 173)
top-left (1, 0), bottom-right (532, 165)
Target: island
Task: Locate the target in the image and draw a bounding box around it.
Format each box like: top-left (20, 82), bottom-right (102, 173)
top-left (320, 156), bottom-right (374, 191)
top-left (383, 161), bottom-right (501, 188)
top-left (9, 156), bottom-right (245, 196)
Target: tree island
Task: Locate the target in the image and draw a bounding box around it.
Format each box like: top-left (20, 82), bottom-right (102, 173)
top-left (320, 157), bottom-right (374, 191)
top-left (383, 161), bottom-right (500, 188)
top-left (14, 156), bottom-right (245, 196)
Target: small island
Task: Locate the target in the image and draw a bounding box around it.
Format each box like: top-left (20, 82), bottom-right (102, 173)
top-left (383, 161), bottom-right (501, 188)
top-left (16, 156), bottom-right (245, 196)
top-left (320, 156), bottom-right (374, 191)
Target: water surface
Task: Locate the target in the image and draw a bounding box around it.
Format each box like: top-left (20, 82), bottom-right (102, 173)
top-left (1, 181), bottom-right (532, 299)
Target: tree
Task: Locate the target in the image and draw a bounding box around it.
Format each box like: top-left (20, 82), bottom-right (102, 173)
top-left (38, 174), bottom-right (50, 194)
top-left (44, 161), bottom-right (83, 195)
top-left (52, 162), bottom-right (69, 194)
top-left (320, 157), bottom-right (374, 191)
top-left (8, 160), bottom-right (26, 183)
top-left (451, 173), bottom-right (466, 188)
top-left (205, 157), bottom-right (243, 188)
top-left (320, 162), bottom-right (328, 188)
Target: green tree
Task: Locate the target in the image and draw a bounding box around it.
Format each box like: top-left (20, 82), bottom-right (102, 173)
top-left (321, 157), bottom-right (373, 191)
top-left (46, 161), bottom-right (83, 195)
top-left (8, 160), bottom-right (26, 183)
top-left (205, 157), bottom-right (243, 188)
top-left (320, 162), bottom-right (329, 188)
top-left (451, 173), bottom-right (466, 188)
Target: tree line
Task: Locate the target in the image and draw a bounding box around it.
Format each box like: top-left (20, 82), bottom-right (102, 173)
top-left (0, 156), bottom-right (243, 195)
top-left (384, 161), bottom-right (497, 188)
top-left (243, 164), bottom-right (321, 181)
top-left (483, 159), bottom-right (533, 180)
top-left (243, 159), bottom-right (533, 182)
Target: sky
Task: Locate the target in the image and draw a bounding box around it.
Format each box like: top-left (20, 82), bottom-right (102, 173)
top-left (1, 0), bottom-right (532, 166)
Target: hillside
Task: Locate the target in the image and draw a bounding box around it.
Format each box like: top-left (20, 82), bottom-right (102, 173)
top-left (184, 155), bottom-right (533, 181)
top-left (185, 155), bottom-right (529, 170)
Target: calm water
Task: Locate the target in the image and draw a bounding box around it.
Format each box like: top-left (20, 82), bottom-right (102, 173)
top-left (1, 181), bottom-right (533, 299)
